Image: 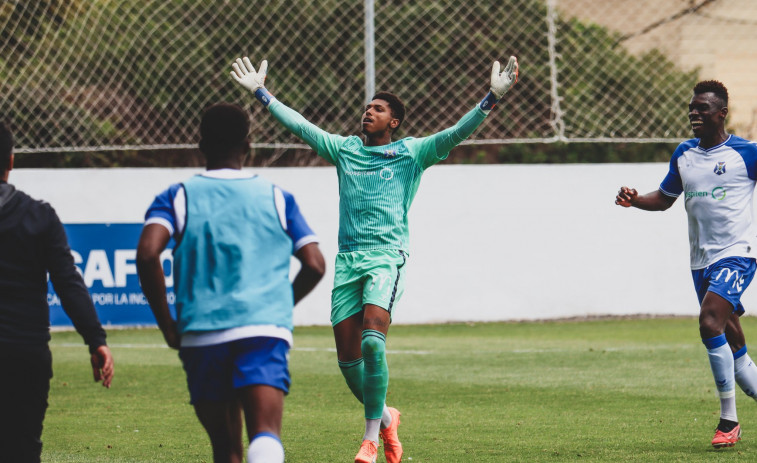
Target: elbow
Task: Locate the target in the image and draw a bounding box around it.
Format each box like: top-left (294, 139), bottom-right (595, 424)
top-left (303, 252), bottom-right (326, 282)
top-left (135, 246), bottom-right (161, 274)
top-left (658, 197), bottom-right (676, 211)
top-left (296, 243), bottom-right (326, 280)
top-left (306, 255), bottom-right (326, 281)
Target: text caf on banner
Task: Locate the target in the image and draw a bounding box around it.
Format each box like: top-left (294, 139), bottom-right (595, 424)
top-left (48, 224), bottom-right (174, 326)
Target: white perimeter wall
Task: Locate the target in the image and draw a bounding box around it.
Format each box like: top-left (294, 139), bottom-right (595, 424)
top-left (13, 163), bottom-right (737, 326)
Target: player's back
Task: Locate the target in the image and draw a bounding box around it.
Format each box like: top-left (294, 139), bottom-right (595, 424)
top-left (174, 175), bottom-right (295, 332)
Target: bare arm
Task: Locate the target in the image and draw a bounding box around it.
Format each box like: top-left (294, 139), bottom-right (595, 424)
top-left (615, 187), bottom-right (677, 211)
top-left (136, 224), bottom-right (180, 349)
top-left (292, 242), bottom-right (325, 305)
top-left (90, 345), bottom-right (114, 388)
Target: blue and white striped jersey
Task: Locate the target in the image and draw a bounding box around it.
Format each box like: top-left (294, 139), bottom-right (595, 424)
top-left (660, 135), bottom-right (757, 269)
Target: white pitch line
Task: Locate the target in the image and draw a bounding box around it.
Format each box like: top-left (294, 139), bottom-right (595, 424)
top-left (50, 343), bottom-right (695, 354)
top-left (49, 343), bottom-right (434, 355)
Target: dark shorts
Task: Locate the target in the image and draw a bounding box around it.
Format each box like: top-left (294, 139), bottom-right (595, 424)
top-left (0, 344), bottom-right (53, 463)
top-left (179, 337), bottom-right (290, 404)
top-left (691, 256), bottom-right (757, 316)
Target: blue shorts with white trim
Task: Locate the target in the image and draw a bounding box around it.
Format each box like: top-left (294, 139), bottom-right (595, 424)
top-left (691, 257), bottom-right (757, 316)
top-left (179, 336), bottom-right (290, 404)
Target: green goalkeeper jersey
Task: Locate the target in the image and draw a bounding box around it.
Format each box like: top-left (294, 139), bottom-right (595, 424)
top-left (268, 99), bottom-right (488, 253)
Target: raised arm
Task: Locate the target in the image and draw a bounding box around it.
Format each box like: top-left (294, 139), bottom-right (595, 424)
top-left (410, 56), bottom-right (519, 168)
top-left (482, 56), bottom-right (519, 112)
top-left (230, 57), bottom-right (345, 163)
top-left (615, 187), bottom-right (677, 211)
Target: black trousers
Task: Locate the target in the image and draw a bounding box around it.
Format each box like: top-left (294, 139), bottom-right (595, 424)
top-left (0, 344), bottom-right (53, 463)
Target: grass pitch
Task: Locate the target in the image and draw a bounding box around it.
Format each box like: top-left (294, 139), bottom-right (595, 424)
top-left (43, 317), bottom-right (757, 462)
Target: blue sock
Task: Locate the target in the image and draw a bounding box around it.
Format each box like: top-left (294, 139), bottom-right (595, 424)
top-left (703, 334), bottom-right (737, 422)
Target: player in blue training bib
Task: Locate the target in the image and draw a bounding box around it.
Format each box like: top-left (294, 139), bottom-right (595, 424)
top-left (137, 103), bottom-right (325, 463)
top-left (616, 80), bottom-right (757, 449)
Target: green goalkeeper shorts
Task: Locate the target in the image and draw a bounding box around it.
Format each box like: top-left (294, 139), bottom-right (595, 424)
top-left (330, 249), bottom-right (408, 326)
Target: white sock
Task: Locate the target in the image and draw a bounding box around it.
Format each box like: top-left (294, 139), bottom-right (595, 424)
top-left (247, 433), bottom-right (284, 463)
top-left (380, 406), bottom-right (392, 429)
top-left (363, 418), bottom-right (381, 444)
top-left (720, 394), bottom-right (738, 423)
top-left (704, 335), bottom-right (737, 422)
top-left (734, 349), bottom-right (757, 401)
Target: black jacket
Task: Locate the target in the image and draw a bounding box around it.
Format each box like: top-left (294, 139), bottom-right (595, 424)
top-left (0, 180), bottom-right (106, 352)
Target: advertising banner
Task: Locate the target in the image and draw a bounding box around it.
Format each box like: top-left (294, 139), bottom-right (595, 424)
top-left (48, 224), bottom-right (174, 326)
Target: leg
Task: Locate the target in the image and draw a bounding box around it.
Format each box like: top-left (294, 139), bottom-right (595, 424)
top-left (239, 385), bottom-right (285, 463)
top-left (0, 347), bottom-right (51, 463)
top-left (700, 292), bottom-right (741, 446)
top-left (193, 399), bottom-right (244, 463)
top-left (331, 253), bottom-right (369, 402)
top-left (361, 304), bottom-right (391, 425)
top-left (699, 291), bottom-right (733, 339)
top-left (335, 311), bottom-right (368, 402)
top-left (332, 251), bottom-right (406, 462)
top-left (333, 308), bottom-right (389, 424)
top-left (334, 311), bottom-right (365, 363)
top-left (352, 305), bottom-right (391, 463)
top-left (726, 313), bottom-right (757, 400)
top-left (725, 312), bottom-right (746, 352)
top-left (697, 258), bottom-right (757, 447)
top-left (179, 343), bottom-right (242, 463)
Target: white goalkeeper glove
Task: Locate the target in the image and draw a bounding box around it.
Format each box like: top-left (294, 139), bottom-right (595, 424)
top-left (230, 57), bottom-right (276, 106)
top-left (231, 57), bottom-right (268, 92)
top-left (490, 56), bottom-right (518, 99)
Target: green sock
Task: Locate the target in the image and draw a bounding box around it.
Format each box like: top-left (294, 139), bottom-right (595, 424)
top-left (361, 329), bottom-right (388, 420)
top-left (338, 357), bottom-right (364, 403)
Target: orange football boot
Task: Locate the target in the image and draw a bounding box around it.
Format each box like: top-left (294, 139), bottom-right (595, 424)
top-left (355, 439), bottom-right (378, 463)
top-left (712, 423), bottom-right (741, 448)
top-left (380, 407), bottom-right (403, 463)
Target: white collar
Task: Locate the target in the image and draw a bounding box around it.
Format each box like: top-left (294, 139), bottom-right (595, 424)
top-left (200, 168), bottom-right (256, 179)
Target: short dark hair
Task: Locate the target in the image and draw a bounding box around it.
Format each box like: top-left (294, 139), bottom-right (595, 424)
top-left (198, 103), bottom-right (250, 160)
top-left (372, 92), bottom-right (406, 131)
top-left (693, 80), bottom-right (729, 107)
top-left (0, 121), bottom-right (13, 172)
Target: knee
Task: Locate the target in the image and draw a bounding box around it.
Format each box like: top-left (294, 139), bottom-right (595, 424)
top-left (699, 311), bottom-right (725, 339)
top-left (361, 332), bottom-right (386, 356)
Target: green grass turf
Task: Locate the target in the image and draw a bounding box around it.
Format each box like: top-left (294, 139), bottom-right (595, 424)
top-left (42, 317), bottom-right (757, 462)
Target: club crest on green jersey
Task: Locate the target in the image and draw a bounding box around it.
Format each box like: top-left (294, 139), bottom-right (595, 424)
top-left (383, 149), bottom-right (397, 158)
top-left (714, 161), bottom-right (726, 175)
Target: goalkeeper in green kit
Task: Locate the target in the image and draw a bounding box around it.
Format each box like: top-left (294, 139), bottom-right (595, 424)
top-left (231, 54), bottom-right (518, 463)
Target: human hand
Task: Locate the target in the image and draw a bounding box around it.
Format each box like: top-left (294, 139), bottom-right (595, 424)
top-left (230, 57), bottom-right (268, 93)
top-left (158, 318), bottom-right (181, 350)
top-left (615, 186), bottom-right (638, 207)
top-left (91, 345), bottom-right (114, 388)
top-left (490, 56), bottom-right (518, 98)
top-left (163, 325), bottom-right (181, 350)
